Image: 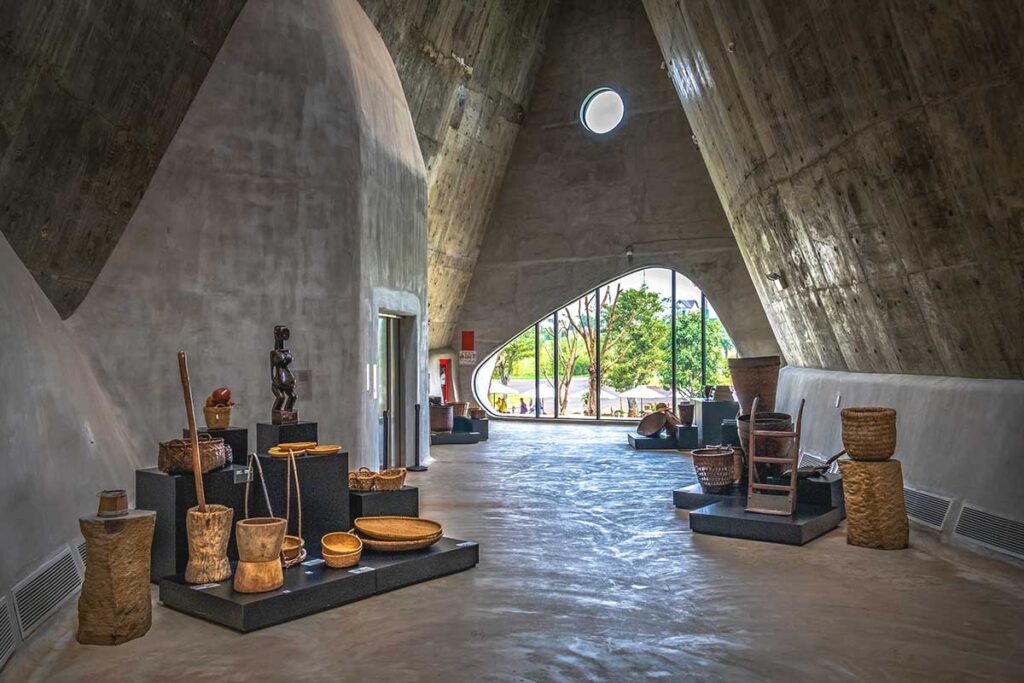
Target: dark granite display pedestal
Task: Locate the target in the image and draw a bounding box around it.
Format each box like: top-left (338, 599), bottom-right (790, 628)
top-left (675, 425), bottom-right (698, 449)
top-left (689, 501), bottom-right (841, 546)
top-left (184, 426), bottom-right (249, 466)
top-left (674, 474), bottom-right (845, 517)
top-left (159, 538), bottom-right (479, 632)
top-left (628, 433), bottom-right (677, 450)
top-left (469, 418), bottom-right (489, 440)
top-left (350, 486), bottom-right (419, 519)
top-left (137, 464), bottom-right (251, 582)
top-left (673, 483), bottom-right (744, 509)
top-left (256, 421), bottom-right (318, 454)
top-left (431, 431), bottom-right (482, 445)
top-left (694, 398), bottom-right (739, 447)
top-left (249, 452), bottom-right (349, 553)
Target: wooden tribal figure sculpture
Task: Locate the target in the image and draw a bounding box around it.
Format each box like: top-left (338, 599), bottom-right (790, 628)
top-left (271, 325), bottom-right (298, 424)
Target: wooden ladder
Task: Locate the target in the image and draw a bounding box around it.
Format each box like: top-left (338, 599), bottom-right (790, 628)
top-left (745, 396), bottom-right (805, 516)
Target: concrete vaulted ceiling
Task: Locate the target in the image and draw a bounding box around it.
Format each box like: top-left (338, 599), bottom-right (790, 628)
top-left (358, 0), bottom-right (557, 349)
top-left (643, 0), bottom-right (1024, 379)
top-left (0, 0), bottom-right (248, 317)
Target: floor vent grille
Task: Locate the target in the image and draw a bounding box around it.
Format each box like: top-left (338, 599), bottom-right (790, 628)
top-left (12, 548), bottom-right (82, 638)
top-left (798, 452), bottom-right (838, 474)
top-left (955, 506), bottom-right (1024, 560)
top-left (903, 487), bottom-right (952, 529)
top-left (0, 598), bottom-right (15, 671)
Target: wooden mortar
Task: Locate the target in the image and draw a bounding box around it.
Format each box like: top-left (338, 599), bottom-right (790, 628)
top-left (184, 504), bottom-right (233, 584)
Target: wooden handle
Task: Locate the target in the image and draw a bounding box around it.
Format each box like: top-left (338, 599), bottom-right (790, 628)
top-left (178, 351), bottom-right (206, 512)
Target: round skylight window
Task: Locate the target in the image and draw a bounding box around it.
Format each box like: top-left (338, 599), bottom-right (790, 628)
top-left (580, 88), bottom-right (624, 134)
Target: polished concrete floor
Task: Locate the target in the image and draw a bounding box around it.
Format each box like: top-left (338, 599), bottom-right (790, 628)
top-left (7, 421), bottom-right (1024, 682)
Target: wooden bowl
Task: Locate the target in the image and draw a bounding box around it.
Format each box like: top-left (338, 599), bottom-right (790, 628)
top-left (282, 535), bottom-right (304, 562)
top-left (321, 532), bottom-right (362, 555)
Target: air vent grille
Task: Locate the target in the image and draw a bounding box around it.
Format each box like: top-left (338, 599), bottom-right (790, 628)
top-left (955, 506), bottom-right (1024, 560)
top-left (77, 540), bottom-right (88, 568)
top-left (12, 549), bottom-right (82, 637)
top-left (798, 452), bottom-right (838, 474)
top-left (0, 598), bottom-right (15, 671)
top-left (903, 487), bottom-right (952, 529)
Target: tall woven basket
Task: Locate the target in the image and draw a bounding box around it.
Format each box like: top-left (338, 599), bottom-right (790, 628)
top-left (728, 356), bottom-right (781, 415)
top-left (841, 407), bottom-right (896, 461)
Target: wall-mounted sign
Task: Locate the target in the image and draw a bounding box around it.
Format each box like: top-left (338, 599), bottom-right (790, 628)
top-left (460, 330), bottom-right (476, 365)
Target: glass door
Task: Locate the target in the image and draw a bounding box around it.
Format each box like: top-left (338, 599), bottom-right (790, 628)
top-left (378, 314), bottom-right (403, 469)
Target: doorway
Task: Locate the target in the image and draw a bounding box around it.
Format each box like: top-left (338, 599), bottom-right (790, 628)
top-left (378, 314), bottom-right (404, 470)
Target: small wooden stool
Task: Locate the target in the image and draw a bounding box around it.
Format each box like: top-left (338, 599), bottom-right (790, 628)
top-left (838, 459), bottom-right (909, 549)
top-left (77, 510), bottom-right (156, 645)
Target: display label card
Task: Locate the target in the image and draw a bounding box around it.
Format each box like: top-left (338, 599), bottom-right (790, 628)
top-left (233, 467), bottom-right (253, 484)
top-left (348, 566), bottom-right (375, 574)
top-left (301, 558), bottom-right (325, 567)
top-left (456, 541), bottom-right (477, 547)
top-left (191, 583), bottom-right (220, 590)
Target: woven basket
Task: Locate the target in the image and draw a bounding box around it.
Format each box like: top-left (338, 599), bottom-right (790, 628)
top-left (375, 468), bottom-right (407, 491)
top-left (691, 446), bottom-right (736, 491)
top-left (348, 467), bottom-right (375, 491)
top-left (430, 404), bottom-right (454, 432)
top-left (469, 407), bottom-right (486, 420)
top-left (449, 401), bottom-right (470, 418)
top-left (159, 434), bottom-right (226, 474)
top-left (203, 404), bottom-right (232, 430)
top-left (728, 355), bottom-right (781, 415)
top-left (841, 407), bottom-right (897, 460)
top-left (323, 547), bottom-right (362, 568)
top-left (322, 531), bottom-right (362, 566)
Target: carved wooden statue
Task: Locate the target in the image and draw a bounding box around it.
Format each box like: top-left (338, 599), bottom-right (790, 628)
top-left (271, 325), bottom-right (298, 424)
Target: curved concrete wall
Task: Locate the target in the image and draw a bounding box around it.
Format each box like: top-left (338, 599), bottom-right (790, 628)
top-left (455, 0), bottom-right (778, 399)
top-left (643, 0), bottom-right (1024, 379)
top-left (777, 367), bottom-right (1024, 537)
top-left (0, 0), bottom-right (426, 605)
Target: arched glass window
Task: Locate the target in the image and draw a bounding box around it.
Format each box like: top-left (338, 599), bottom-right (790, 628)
top-left (473, 267), bottom-right (735, 420)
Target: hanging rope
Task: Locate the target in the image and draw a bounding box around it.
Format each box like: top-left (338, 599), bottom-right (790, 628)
top-left (243, 452), bottom-right (273, 519)
top-left (283, 449), bottom-right (305, 567)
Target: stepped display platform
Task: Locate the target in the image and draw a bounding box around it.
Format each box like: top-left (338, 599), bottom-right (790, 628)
top-left (431, 431), bottom-right (483, 445)
top-left (674, 473), bottom-right (845, 517)
top-left (689, 500), bottom-right (842, 546)
top-left (159, 538), bottom-right (479, 632)
top-left (627, 433), bottom-right (677, 450)
top-left (350, 486), bottom-right (419, 519)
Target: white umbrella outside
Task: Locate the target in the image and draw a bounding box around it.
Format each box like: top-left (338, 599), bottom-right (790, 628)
top-left (619, 386), bottom-right (668, 400)
top-left (486, 381), bottom-right (518, 395)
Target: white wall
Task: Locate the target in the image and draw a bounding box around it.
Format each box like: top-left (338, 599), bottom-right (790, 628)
top-left (777, 366), bottom-right (1024, 534)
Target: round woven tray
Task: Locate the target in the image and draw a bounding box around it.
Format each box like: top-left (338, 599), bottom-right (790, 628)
top-left (354, 516), bottom-right (442, 541)
top-left (268, 446), bottom-right (305, 458)
top-left (278, 441), bottom-right (317, 450)
top-left (307, 444), bottom-right (341, 456)
top-left (356, 529), bottom-right (443, 552)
